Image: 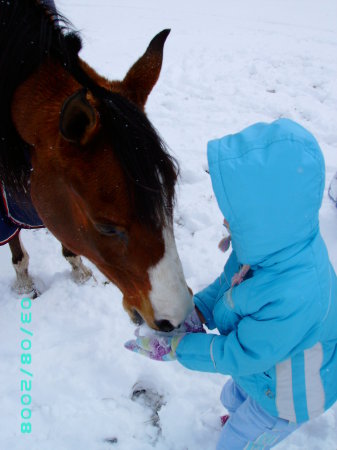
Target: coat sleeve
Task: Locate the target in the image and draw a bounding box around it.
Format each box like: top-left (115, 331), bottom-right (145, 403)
top-left (193, 251), bottom-right (239, 329)
top-left (177, 288), bottom-right (321, 376)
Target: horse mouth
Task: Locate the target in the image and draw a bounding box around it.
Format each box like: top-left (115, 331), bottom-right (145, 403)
top-left (131, 309), bottom-right (144, 326)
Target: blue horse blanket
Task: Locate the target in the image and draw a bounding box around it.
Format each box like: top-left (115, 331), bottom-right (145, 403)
top-left (0, 183), bottom-right (44, 245)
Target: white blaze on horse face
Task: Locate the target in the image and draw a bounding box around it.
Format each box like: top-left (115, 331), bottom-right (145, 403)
top-left (148, 226), bottom-right (193, 328)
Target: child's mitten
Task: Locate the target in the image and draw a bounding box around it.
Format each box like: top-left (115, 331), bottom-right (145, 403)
top-left (125, 333), bottom-right (185, 361)
top-left (179, 308), bottom-right (205, 333)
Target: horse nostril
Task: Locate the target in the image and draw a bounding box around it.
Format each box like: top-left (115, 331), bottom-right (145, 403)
top-left (132, 310), bottom-right (144, 326)
top-left (154, 320), bottom-right (175, 332)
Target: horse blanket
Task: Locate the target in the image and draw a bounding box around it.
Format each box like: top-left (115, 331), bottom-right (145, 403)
top-left (0, 183), bottom-right (44, 245)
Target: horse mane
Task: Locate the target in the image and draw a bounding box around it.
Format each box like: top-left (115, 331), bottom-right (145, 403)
top-left (0, 0), bottom-right (178, 227)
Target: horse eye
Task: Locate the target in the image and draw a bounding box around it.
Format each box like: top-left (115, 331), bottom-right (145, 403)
top-left (95, 223), bottom-right (127, 240)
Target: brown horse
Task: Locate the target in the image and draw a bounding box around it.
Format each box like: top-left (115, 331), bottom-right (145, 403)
top-left (0, 0), bottom-right (193, 331)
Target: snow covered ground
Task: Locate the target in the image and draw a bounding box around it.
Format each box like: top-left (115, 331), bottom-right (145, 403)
top-left (1, 0), bottom-right (337, 448)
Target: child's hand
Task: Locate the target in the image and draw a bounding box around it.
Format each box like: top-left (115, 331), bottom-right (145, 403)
top-left (124, 332), bottom-right (185, 361)
top-left (178, 308), bottom-right (205, 333)
top-left (124, 309), bottom-right (204, 361)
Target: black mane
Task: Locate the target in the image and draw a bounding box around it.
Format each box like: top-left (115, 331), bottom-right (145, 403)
top-left (0, 0), bottom-right (178, 227)
top-left (96, 92), bottom-right (178, 226)
top-left (0, 0), bottom-right (81, 188)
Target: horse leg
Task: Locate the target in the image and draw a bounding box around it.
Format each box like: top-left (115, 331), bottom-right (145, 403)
top-left (62, 245), bottom-right (93, 284)
top-left (9, 232), bottom-right (39, 298)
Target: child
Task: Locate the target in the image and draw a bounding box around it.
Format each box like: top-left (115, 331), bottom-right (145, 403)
top-left (125, 118), bottom-right (337, 449)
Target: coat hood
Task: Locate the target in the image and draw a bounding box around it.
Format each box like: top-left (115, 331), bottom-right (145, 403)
top-left (207, 119), bottom-right (325, 266)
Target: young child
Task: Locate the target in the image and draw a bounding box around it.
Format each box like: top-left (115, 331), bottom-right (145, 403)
top-left (125, 118), bottom-right (337, 449)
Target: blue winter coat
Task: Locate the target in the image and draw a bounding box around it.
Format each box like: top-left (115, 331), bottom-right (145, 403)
top-left (176, 119), bottom-right (337, 423)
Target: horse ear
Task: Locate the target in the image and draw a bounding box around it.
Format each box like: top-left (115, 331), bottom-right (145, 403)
top-left (122, 29), bottom-right (170, 110)
top-left (60, 89), bottom-right (98, 145)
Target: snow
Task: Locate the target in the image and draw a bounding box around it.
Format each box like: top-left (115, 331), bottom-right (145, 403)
top-left (1, 0), bottom-right (337, 448)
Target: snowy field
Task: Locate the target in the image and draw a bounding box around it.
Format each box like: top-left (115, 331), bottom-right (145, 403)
top-left (1, 1), bottom-right (337, 449)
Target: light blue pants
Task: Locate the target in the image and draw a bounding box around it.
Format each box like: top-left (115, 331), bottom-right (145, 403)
top-left (217, 379), bottom-right (301, 450)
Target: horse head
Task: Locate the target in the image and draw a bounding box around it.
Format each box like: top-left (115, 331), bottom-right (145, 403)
top-left (11, 24), bottom-right (193, 331)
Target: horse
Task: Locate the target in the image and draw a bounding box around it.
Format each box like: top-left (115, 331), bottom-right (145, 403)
top-left (0, 0), bottom-right (193, 331)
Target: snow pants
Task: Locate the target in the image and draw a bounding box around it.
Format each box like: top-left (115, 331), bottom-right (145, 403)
top-left (217, 379), bottom-right (301, 450)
